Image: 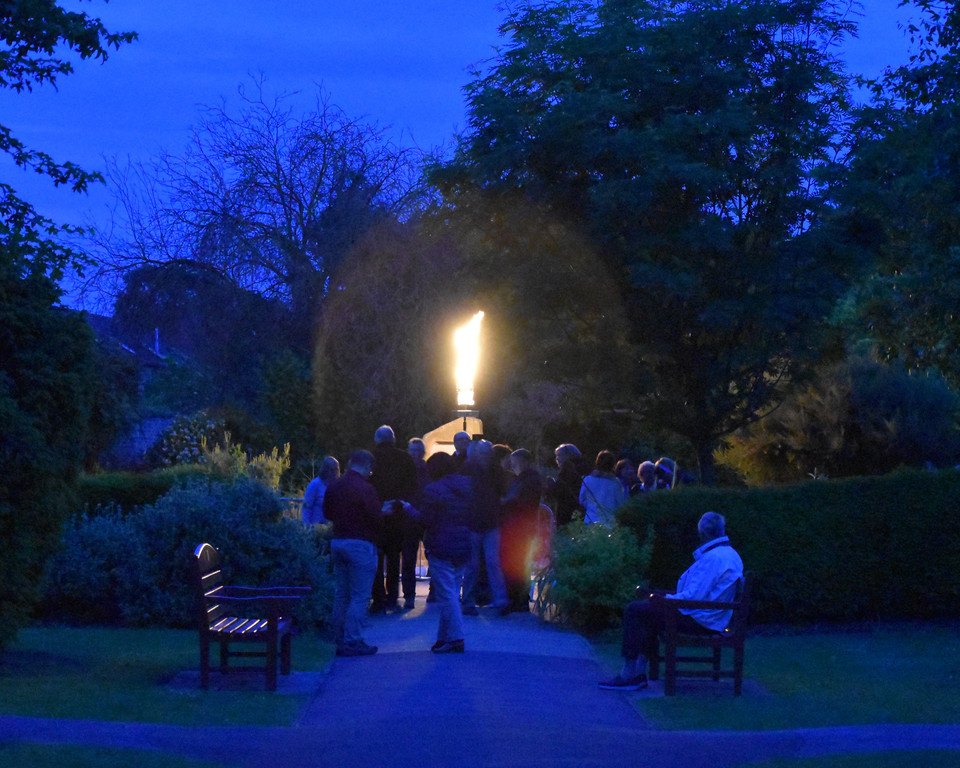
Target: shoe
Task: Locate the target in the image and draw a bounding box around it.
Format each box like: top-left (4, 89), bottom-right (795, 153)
top-left (431, 639), bottom-right (445, 651)
top-left (337, 641), bottom-right (378, 657)
top-left (385, 601), bottom-right (401, 613)
top-left (432, 639), bottom-right (465, 654)
top-left (598, 674), bottom-right (647, 691)
top-left (368, 603), bottom-right (386, 616)
top-left (461, 604), bottom-right (479, 616)
top-left (403, 598), bottom-right (415, 611)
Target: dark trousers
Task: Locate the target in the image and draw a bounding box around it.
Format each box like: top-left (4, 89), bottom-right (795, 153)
top-left (621, 599), bottom-right (713, 661)
top-left (372, 525), bottom-right (421, 606)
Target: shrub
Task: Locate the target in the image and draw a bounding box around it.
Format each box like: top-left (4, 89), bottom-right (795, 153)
top-left (549, 521), bottom-right (651, 631)
top-left (145, 411), bottom-right (224, 468)
top-left (43, 477), bottom-right (333, 632)
top-left (718, 356), bottom-right (960, 485)
top-left (76, 465), bottom-right (208, 515)
top-left (618, 468), bottom-right (960, 625)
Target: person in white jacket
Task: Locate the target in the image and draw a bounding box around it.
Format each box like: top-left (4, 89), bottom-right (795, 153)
top-left (599, 511), bottom-right (744, 690)
top-left (579, 450), bottom-right (627, 528)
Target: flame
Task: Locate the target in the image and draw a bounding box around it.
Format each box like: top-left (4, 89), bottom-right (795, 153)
top-left (454, 311), bottom-right (484, 407)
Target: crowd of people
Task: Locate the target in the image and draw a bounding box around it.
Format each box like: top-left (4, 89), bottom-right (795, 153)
top-left (305, 426), bottom-right (699, 659)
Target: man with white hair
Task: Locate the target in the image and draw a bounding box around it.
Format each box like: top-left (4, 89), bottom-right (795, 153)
top-left (599, 511), bottom-right (744, 690)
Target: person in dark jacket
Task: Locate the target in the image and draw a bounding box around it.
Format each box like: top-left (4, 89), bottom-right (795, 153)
top-left (547, 443), bottom-right (585, 527)
top-left (500, 448), bottom-right (543, 613)
top-left (460, 440), bottom-right (509, 615)
top-left (396, 452), bottom-right (474, 653)
top-left (369, 425), bottom-right (419, 613)
top-left (322, 450), bottom-right (382, 657)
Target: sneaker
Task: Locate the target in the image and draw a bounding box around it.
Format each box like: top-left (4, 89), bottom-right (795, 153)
top-left (598, 674), bottom-right (648, 691)
top-left (403, 598), bottom-right (416, 611)
top-left (432, 639), bottom-right (465, 654)
top-left (461, 604), bottom-right (479, 616)
top-left (337, 641), bottom-right (378, 657)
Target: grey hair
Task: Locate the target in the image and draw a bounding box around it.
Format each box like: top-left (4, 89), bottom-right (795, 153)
top-left (555, 443), bottom-right (581, 463)
top-left (374, 425), bottom-right (396, 444)
top-left (698, 511), bottom-right (726, 541)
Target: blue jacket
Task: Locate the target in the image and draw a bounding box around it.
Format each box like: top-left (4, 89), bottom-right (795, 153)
top-left (418, 473), bottom-right (474, 565)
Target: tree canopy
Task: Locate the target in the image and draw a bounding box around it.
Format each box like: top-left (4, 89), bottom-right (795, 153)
top-left (434, 0), bottom-right (860, 479)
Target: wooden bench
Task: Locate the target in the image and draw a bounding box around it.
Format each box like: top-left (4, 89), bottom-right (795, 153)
top-left (193, 543), bottom-right (310, 691)
top-left (649, 573), bottom-right (751, 696)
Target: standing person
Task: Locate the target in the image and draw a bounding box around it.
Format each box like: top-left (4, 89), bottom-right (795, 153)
top-left (500, 448), bottom-right (543, 613)
top-left (547, 443), bottom-right (585, 528)
top-left (452, 430), bottom-right (472, 469)
top-left (395, 452), bottom-right (474, 653)
top-left (580, 450), bottom-right (627, 528)
top-left (301, 456), bottom-right (340, 525)
top-left (599, 512), bottom-right (744, 690)
top-left (616, 458), bottom-right (642, 497)
top-left (322, 450), bottom-right (382, 657)
top-left (370, 425), bottom-right (419, 613)
top-left (408, 436), bottom-right (432, 601)
top-left (637, 461), bottom-right (661, 493)
top-left (461, 440), bottom-right (510, 616)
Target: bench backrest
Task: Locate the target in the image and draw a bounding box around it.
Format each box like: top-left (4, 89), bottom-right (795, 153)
top-left (194, 542), bottom-right (228, 631)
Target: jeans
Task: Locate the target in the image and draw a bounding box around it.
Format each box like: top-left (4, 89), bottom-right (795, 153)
top-left (462, 528), bottom-right (508, 608)
top-left (331, 538), bottom-right (377, 647)
top-left (429, 557), bottom-right (466, 643)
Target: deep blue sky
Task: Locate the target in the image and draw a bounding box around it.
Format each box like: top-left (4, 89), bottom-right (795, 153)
top-left (5, 1), bottom-right (917, 245)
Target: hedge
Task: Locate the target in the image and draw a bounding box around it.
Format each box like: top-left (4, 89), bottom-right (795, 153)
top-left (617, 469), bottom-right (960, 624)
top-left (76, 466), bottom-right (209, 515)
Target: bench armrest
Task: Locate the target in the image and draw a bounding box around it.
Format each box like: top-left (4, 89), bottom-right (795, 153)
top-left (650, 594), bottom-right (740, 611)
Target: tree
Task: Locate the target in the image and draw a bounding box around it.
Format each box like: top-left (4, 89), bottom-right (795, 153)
top-left (0, 1), bottom-right (134, 650)
top-left (312, 201), bottom-right (633, 457)
top-left (842, 0), bottom-right (960, 385)
top-left (88, 80), bottom-right (427, 347)
top-left (1, 0), bottom-right (135, 277)
top-left (718, 354), bottom-right (960, 485)
top-left (434, 0), bottom-right (859, 481)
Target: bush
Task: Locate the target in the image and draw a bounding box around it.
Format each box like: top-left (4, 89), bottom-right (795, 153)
top-left (718, 356), bottom-right (960, 485)
top-left (618, 469), bottom-right (960, 625)
top-left (43, 477), bottom-right (333, 632)
top-left (76, 465), bottom-right (208, 515)
top-left (145, 412), bottom-right (224, 468)
top-left (549, 521), bottom-right (651, 631)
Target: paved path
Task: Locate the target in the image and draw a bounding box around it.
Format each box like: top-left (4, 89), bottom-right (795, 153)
top-left (3, 584), bottom-right (960, 767)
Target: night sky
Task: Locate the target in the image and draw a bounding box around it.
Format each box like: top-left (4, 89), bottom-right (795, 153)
top-left (4, 1), bottom-right (917, 256)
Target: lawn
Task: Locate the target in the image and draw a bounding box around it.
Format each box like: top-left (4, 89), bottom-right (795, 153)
top-left (594, 622), bottom-right (960, 731)
top-left (0, 626), bottom-right (336, 727)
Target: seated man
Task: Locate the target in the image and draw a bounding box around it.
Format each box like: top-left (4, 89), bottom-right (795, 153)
top-left (599, 511), bottom-right (744, 691)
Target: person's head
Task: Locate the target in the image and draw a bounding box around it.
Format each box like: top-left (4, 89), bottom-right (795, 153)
top-left (698, 511), bottom-right (726, 542)
top-left (510, 448), bottom-right (534, 475)
top-left (374, 425), bottom-right (396, 445)
top-left (407, 437), bottom-right (426, 463)
top-left (595, 450), bottom-right (617, 474)
top-left (615, 458), bottom-right (634, 482)
top-left (318, 455), bottom-right (340, 482)
top-left (638, 461), bottom-right (657, 486)
top-left (469, 438), bottom-right (494, 466)
top-left (453, 431), bottom-right (471, 455)
top-left (426, 451), bottom-right (456, 481)
top-left (555, 443), bottom-right (581, 466)
top-left (493, 443), bottom-right (512, 469)
top-left (655, 457), bottom-right (675, 485)
top-left (348, 449), bottom-right (375, 477)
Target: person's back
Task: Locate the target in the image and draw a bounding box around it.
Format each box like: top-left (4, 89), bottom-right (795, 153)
top-left (323, 466), bottom-right (380, 543)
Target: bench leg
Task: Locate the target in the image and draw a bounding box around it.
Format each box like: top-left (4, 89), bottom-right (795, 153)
top-left (713, 646), bottom-right (721, 682)
top-left (199, 637), bottom-right (211, 689)
top-left (219, 639), bottom-right (230, 675)
top-left (266, 636), bottom-right (279, 691)
top-left (733, 643), bottom-right (744, 696)
top-left (664, 643), bottom-right (677, 696)
top-left (280, 633), bottom-right (292, 676)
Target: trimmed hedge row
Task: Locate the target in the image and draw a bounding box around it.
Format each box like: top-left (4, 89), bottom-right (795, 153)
top-left (617, 469), bottom-right (960, 624)
top-left (77, 466), bottom-right (208, 515)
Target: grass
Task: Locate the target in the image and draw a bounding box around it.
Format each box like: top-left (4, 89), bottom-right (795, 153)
top-left (0, 744), bottom-right (226, 768)
top-left (0, 626), bottom-right (336, 727)
top-left (593, 622), bottom-right (960, 731)
top-left (743, 752), bottom-right (960, 768)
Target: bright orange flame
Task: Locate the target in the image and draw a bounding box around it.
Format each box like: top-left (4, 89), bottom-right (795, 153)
top-left (454, 311), bottom-right (484, 407)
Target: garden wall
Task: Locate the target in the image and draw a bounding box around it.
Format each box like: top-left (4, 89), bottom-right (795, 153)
top-left (617, 469), bottom-right (960, 624)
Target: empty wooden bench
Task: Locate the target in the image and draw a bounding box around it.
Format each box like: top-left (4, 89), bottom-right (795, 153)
top-left (649, 572), bottom-right (751, 696)
top-left (193, 543), bottom-right (310, 691)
